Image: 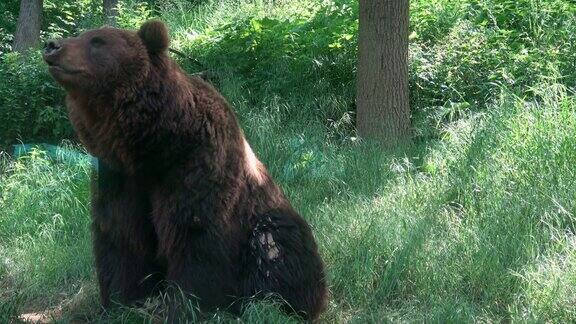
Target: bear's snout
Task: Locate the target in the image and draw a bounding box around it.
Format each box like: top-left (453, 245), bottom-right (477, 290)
top-left (43, 40), bottom-right (65, 70)
top-left (44, 40), bottom-right (62, 56)
top-left (43, 37), bottom-right (88, 83)
top-left (43, 40), bottom-right (65, 68)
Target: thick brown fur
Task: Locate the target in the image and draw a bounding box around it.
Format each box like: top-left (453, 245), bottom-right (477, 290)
top-left (43, 20), bottom-right (327, 320)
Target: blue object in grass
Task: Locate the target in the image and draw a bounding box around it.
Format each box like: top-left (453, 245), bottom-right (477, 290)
top-left (12, 143), bottom-right (98, 168)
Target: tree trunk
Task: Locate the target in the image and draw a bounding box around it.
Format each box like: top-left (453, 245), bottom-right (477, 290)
top-left (13, 0), bottom-right (43, 52)
top-left (356, 0), bottom-right (410, 147)
top-left (103, 0), bottom-right (119, 26)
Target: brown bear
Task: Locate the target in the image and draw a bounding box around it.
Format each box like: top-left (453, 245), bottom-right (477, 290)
top-left (43, 20), bottom-right (327, 320)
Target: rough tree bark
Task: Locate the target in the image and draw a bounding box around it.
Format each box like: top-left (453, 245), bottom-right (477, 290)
top-left (13, 0), bottom-right (43, 52)
top-left (356, 0), bottom-right (410, 147)
top-left (103, 0), bottom-right (119, 26)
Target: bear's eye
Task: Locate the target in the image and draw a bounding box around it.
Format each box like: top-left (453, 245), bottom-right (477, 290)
top-left (90, 37), bottom-right (106, 47)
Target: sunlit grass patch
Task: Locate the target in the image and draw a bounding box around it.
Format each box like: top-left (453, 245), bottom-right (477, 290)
top-left (0, 147), bottom-right (93, 314)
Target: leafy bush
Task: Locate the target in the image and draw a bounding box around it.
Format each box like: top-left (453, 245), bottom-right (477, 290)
top-left (0, 0), bottom-right (19, 54)
top-left (43, 0), bottom-right (105, 39)
top-left (181, 1), bottom-right (357, 102)
top-left (0, 52), bottom-right (73, 151)
top-left (116, 0), bottom-right (153, 29)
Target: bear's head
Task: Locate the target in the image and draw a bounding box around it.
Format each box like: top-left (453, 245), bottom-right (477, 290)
top-left (43, 20), bottom-right (169, 93)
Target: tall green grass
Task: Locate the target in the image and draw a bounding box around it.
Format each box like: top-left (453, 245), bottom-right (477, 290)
top-left (0, 148), bottom-right (94, 322)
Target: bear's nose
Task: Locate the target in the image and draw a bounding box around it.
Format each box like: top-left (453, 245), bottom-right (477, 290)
top-left (43, 40), bottom-right (61, 56)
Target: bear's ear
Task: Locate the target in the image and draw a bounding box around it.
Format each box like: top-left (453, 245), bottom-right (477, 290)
top-left (138, 20), bottom-right (169, 55)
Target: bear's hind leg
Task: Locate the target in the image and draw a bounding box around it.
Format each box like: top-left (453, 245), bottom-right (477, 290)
top-left (241, 210), bottom-right (327, 320)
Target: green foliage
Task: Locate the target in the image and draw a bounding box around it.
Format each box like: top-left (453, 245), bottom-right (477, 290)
top-left (43, 0), bottom-right (104, 39)
top-left (410, 0), bottom-right (576, 138)
top-left (0, 52), bottom-right (73, 150)
top-left (0, 0), bottom-right (104, 52)
top-left (116, 0), bottom-right (153, 29)
top-left (0, 0), bottom-right (19, 54)
top-left (180, 1), bottom-right (357, 109)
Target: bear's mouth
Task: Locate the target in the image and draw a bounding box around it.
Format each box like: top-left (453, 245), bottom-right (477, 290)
top-left (46, 61), bottom-right (82, 75)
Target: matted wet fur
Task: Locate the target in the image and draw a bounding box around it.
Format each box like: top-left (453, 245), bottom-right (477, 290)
top-left (43, 20), bottom-right (327, 320)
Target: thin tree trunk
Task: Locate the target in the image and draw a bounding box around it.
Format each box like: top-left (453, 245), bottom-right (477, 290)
top-left (103, 0), bottom-right (119, 26)
top-left (356, 0), bottom-right (410, 147)
top-left (13, 0), bottom-right (43, 52)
